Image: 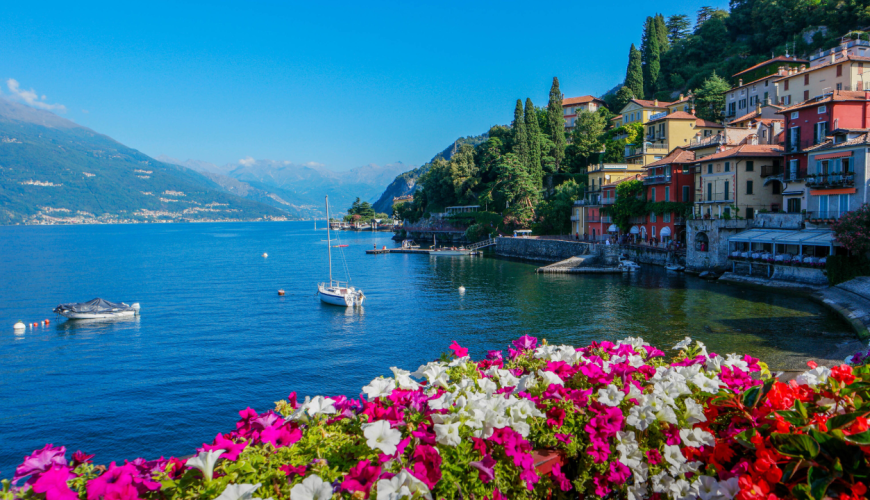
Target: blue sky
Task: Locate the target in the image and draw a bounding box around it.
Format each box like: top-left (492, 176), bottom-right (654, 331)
top-left (0, 1), bottom-right (725, 171)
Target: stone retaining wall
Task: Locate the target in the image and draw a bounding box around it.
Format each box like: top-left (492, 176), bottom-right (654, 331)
top-left (495, 237), bottom-right (595, 262)
top-left (619, 246), bottom-right (685, 268)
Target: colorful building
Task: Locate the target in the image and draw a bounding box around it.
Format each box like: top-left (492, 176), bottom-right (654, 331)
top-left (598, 174), bottom-right (645, 241)
top-left (690, 144), bottom-right (785, 220)
top-left (572, 163), bottom-right (645, 238)
top-left (626, 110), bottom-right (724, 166)
top-left (803, 128), bottom-right (867, 221)
top-left (640, 148), bottom-right (696, 244)
top-left (725, 56), bottom-right (806, 120)
top-left (562, 95), bottom-right (606, 131)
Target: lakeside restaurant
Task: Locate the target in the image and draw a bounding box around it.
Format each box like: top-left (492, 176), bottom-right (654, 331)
top-left (725, 228), bottom-right (841, 277)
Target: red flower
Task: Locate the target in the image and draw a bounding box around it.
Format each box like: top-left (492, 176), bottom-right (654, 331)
top-left (340, 459), bottom-right (380, 499)
top-left (546, 407), bottom-right (565, 428)
top-left (811, 414), bottom-right (829, 432)
top-left (845, 417), bottom-right (870, 436)
top-left (831, 365), bottom-right (856, 385)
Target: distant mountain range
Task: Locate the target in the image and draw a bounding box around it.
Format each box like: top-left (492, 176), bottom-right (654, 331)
top-left (157, 156), bottom-right (408, 219)
top-left (0, 96), bottom-right (410, 224)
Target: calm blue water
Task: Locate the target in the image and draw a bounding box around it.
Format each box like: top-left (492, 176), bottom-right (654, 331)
top-left (0, 221), bottom-right (853, 475)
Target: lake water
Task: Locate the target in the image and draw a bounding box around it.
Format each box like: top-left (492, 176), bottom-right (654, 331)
top-left (0, 221), bottom-right (853, 474)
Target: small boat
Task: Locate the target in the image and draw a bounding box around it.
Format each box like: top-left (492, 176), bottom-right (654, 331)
top-left (318, 195), bottom-right (365, 307)
top-left (54, 298), bottom-right (140, 319)
top-left (619, 260), bottom-right (641, 271)
top-left (665, 264), bottom-right (685, 272)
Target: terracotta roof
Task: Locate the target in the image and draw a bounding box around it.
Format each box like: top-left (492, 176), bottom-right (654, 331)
top-left (630, 99), bottom-right (673, 109)
top-left (729, 109), bottom-right (762, 124)
top-left (773, 55), bottom-right (870, 83)
top-left (804, 132), bottom-right (870, 153)
top-left (645, 148), bottom-right (696, 168)
top-left (611, 114), bottom-right (623, 121)
top-left (776, 90), bottom-right (869, 113)
top-left (562, 95), bottom-right (605, 107)
top-left (730, 73), bottom-right (784, 90)
top-left (601, 173), bottom-right (645, 189)
top-left (689, 144), bottom-right (783, 162)
top-left (755, 118), bottom-right (783, 126)
top-left (733, 56), bottom-right (808, 78)
top-left (646, 111), bottom-right (697, 123)
top-left (696, 118), bottom-right (725, 128)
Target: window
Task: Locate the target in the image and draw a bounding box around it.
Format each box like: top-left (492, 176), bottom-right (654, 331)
top-left (724, 161), bottom-right (731, 172)
top-left (650, 212), bottom-right (657, 223)
top-left (728, 102), bottom-right (736, 115)
top-left (814, 121), bottom-right (828, 144)
top-left (723, 206), bottom-right (731, 218)
top-left (707, 183), bottom-right (712, 201)
top-left (746, 180), bottom-right (754, 194)
top-left (837, 64), bottom-right (843, 77)
top-left (843, 157), bottom-right (853, 173)
top-left (664, 213), bottom-right (671, 223)
top-left (787, 198), bottom-right (801, 213)
top-left (785, 80), bottom-right (789, 91)
top-left (707, 164), bottom-right (713, 174)
top-left (696, 232), bottom-right (709, 251)
top-left (818, 105), bottom-right (827, 114)
top-left (746, 161), bottom-right (754, 172)
top-left (763, 91), bottom-right (769, 103)
top-left (791, 111), bottom-right (799, 119)
top-left (837, 83), bottom-right (843, 91)
top-left (665, 186), bottom-right (670, 201)
top-left (724, 181), bottom-right (730, 200)
top-left (772, 182), bottom-right (781, 195)
top-left (651, 187), bottom-right (656, 201)
top-left (804, 74), bottom-right (809, 85)
top-left (789, 159), bottom-right (800, 180)
top-left (652, 226), bottom-right (656, 238)
top-left (746, 207), bottom-right (755, 219)
top-left (804, 90), bottom-right (809, 101)
top-left (682, 185), bottom-right (690, 202)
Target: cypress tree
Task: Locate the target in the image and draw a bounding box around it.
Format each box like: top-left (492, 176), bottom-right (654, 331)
top-left (547, 78), bottom-right (566, 172)
top-left (644, 21), bottom-right (661, 98)
top-left (655, 13), bottom-right (669, 53)
top-left (512, 99), bottom-right (529, 170)
top-left (524, 98), bottom-right (542, 188)
top-left (624, 44), bottom-right (644, 104)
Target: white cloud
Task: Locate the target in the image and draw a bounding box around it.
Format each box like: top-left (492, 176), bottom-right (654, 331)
top-left (238, 156), bottom-right (256, 166)
top-left (6, 79), bottom-right (67, 112)
top-left (305, 161), bottom-right (325, 167)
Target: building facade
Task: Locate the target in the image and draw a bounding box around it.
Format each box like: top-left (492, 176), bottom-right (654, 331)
top-left (641, 148), bottom-right (696, 244)
top-left (803, 129), bottom-right (868, 221)
top-left (562, 96), bottom-right (607, 131)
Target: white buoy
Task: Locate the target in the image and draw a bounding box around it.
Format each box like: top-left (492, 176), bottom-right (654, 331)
top-left (262, 253), bottom-right (268, 258)
top-left (13, 321), bottom-right (25, 331)
top-left (458, 286), bottom-right (466, 293)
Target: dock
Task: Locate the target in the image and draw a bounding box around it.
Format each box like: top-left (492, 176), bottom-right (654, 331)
top-left (366, 237), bottom-right (496, 256)
top-left (536, 255), bottom-right (625, 274)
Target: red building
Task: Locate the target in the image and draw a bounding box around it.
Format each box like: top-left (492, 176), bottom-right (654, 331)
top-left (777, 90), bottom-right (870, 213)
top-left (599, 174), bottom-right (645, 241)
top-left (641, 148), bottom-right (696, 244)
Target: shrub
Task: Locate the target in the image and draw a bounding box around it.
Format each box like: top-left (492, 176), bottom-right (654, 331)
top-left (826, 255), bottom-right (870, 285)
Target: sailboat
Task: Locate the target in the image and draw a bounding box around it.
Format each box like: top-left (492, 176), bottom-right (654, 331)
top-left (318, 195), bottom-right (365, 307)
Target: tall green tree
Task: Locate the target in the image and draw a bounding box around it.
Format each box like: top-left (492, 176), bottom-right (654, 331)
top-left (493, 153), bottom-right (537, 218)
top-left (531, 179), bottom-right (585, 235)
top-left (624, 44), bottom-right (644, 103)
top-left (614, 86), bottom-right (635, 113)
top-left (694, 72), bottom-right (731, 122)
top-left (643, 19), bottom-right (661, 98)
top-left (696, 6), bottom-right (716, 27)
top-left (655, 13), bottom-right (670, 53)
top-left (512, 99), bottom-right (529, 170)
top-left (606, 179), bottom-right (648, 231)
top-left (666, 14), bottom-right (691, 44)
top-left (568, 110), bottom-right (607, 173)
top-left (449, 143), bottom-right (478, 204)
top-left (524, 98), bottom-right (542, 188)
top-left (547, 77), bottom-right (566, 172)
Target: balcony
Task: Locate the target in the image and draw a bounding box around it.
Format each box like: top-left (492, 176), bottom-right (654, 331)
top-left (601, 197), bottom-right (615, 205)
top-left (587, 217), bottom-right (601, 223)
top-left (629, 216), bottom-right (646, 224)
top-left (805, 210), bottom-right (850, 221)
top-left (805, 172), bottom-right (855, 188)
top-left (644, 174), bottom-right (672, 185)
top-left (674, 216), bottom-right (686, 225)
top-left (690, 134), bottom-right (727, 149)
top-left (698, 192), bottom-right (734, 204)
top-left (760, 165), bottom-right (784, 177)
top-left (601, 216), bottom-right (613, 223)
top-left (570, 215), bottom-right (581, 222)
top-left (625, 142), bottom-right (670, 158)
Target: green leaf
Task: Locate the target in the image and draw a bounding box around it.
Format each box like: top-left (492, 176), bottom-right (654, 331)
top-left (791, 483), bottom-right (813, 500)
top-left (735, 427), bottom-right (758, 449)
top-left (844, 430), bottom-right (870, 445)
top-left (771, 433), bottom-right (820, 460)
top-left (742, 386), bottom-right (762, 408)
top-left (808, 466), bottom-right (834, 500)
top-left (811, 430), bottom-right (864, 474)
top-left (777, 410), bottom-right (808, 426)
top-left (826, 412), bottom-right (866, 430)
top-left (796, 399), bottom-right (809, 419)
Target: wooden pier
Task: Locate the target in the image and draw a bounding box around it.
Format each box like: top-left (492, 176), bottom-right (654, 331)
top-left (365, 248), bottom-right (433, 255)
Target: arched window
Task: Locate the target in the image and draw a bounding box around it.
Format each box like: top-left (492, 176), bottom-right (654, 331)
top-left (695, 232), bottom-right (709, 252)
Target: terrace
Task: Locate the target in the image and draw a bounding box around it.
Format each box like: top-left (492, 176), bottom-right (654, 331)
top-left (804, 172), bottom-right (856, 188)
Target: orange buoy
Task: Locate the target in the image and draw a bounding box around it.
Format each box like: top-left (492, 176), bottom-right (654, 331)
top-left (278, 289), bottom-right (285, 296)
top-left (44, 319), bottom-right (50, 325)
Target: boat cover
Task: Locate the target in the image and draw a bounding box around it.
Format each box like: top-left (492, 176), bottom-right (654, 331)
top-left (53, 298), bottom-right (134, 314)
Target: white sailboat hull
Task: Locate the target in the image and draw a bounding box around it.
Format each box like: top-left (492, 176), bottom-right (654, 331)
top-left (318, 283), bottom-right (364, 307)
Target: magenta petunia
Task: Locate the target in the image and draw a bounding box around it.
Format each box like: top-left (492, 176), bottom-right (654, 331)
top-left (448, 340), bottom-right (469, 357)
top-left (512, 335), bottom-right (538, 350)
top-left (551, 463), bottom-right (573, 491)
top-left (71, 451), bottom-right (95, 467)
top-left (340, 459), bottom-right (380, 498)
top-left (14, 444), bottom-right (67, 485)
top-left (410, 444), bottom-right (442, 489)
top-left (279, 464), bottom-right (306, 479)
top-left (646, 449), bottom-right (663, 465)
top-left (555, 433), bottom-right (573, 444)
top-left (201, 433), bottom-right (248, 461)
top-left (259, 423), bottom-right (302, 448)
top-left (469, 454), bottom-right (497, 483)
top-left (607, 460), bottom-right (631, 483)
top-left (31, 465), bottom-right (78, 500)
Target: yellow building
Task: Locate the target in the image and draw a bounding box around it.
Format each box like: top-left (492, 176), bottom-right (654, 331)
top-left (618, 98), bottom-right (671, 127)
top-left (571, 163), bottom-right (645, 236)
top-left (626, 110), bottom-right (724, 166)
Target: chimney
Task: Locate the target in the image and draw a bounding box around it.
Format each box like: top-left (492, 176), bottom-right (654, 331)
top-left (756, 101), bottom-right (762, 114)
top-left (800, 64), bottom-right (806, 72)
top-left (739, 79), bottom-right (743, 86)
top-left (831, 52), bottom-right (836, 64)
top-left (691, 106), bottom-right (696, 116)
top-left (654, 99), bottom-right (659, 106)
top-left (679, 93), bottom-right (684, 101)
top-left (865, 90), bottom-right (870, 100)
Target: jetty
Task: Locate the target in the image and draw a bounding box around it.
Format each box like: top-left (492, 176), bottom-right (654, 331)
top-left (536, 255), bottom-right (624, 274)
top-left (366, 237), bottom-right (497, 256)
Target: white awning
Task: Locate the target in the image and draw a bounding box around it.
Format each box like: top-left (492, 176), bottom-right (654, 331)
top-left (660, 226), bottom-right (672, 236)
top-left (728, 228), bottom-right (838, 246)
top-left (608, 224), bottom-right (619, 232)
top-left (629, 226), bottom-right (640, 234)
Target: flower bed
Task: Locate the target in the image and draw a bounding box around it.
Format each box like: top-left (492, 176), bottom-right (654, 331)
top-left (5, 336), bottom-right (870, 500)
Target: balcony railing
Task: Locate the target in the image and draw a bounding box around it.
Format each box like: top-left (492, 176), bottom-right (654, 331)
top-left (601, 197), bottom-right (615, 205)
top-left (805, 210), bottom-right (850, 221)
top-left (626, 142), bottom-right (670, 157)
top-left (690, 134), bottom-right (727, 148)
top-left (587, 217), bottom-right (601, 223)
top-left (760, 165), bottom-right (784, 177)
top-left (629, 216), bottom-right (646, 224)
top-left (699, 192), bottom-right (734, 203)
top-left (601, 216), bottom-right (613, 223)
top-left (644, 174), bottom-right (672, 185)
top-left (805, 172), bottom-right (855, 188)
top-left (570, 215), bottom-right (581, 222)
top-left (785, 138), bottom-right (820, 153)
top-left (674, 217), bottom-right (686, 225)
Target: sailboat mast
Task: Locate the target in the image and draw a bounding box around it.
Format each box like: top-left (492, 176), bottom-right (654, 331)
top-left (326, 196), bottom-right (333, 283)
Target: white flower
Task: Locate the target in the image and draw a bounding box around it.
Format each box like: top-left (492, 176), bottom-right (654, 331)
top-left (669, 478), bottom-right (694, 500)
top-left (305, 396), bottom-right (336, 416)
top-left (684, 398), bottom-right (708, 425)
top-left (691, 374), bottom-right (723, 395)
top-left (628, 483), bottom-right (648, 500)
top-left (513, 373), bottom-right (537, 394)
top-left (653, 403), bottom-right (679, 425)
top-left (664, 444), bottom-right (687, 473)
top-left (477, 377), bottom-right (497, 394)
top-left (717, 477), bottom-right (740, 500)
top-left (495, 369), bottom-right (520, 388)
top-left (796, 365), bottom-right (831, 388)
top-left (376, 470), bottom-right (432, 500)
top-left (672, 337), bottom-right (692, 350)
top-left (290, 475), bottom-right (333, 500)
top-left (651, 471), bottom-right (674, 494)
top-left (723, 353), bottom-right (749, 371)
top-left (705, 355), bottom-right (723, 372)
top-left (215, 483), bottom-right (272, 500)
top-left (448, 356), bottom-right (469, 367)
top-left (433, 421), bottom-right (462, 446)
top-left (537, 369), bottom-right (564, 386)
top-left (363, 377), bottom-right (397, 399)
top-left (692, 475), bottom-right (720, 500)
top-left (619, 336), bottom-right (650, 348)
top-left (626, 404), bottom-right (656, 431)
top-left (391, 367), bottom-right (421, 390)
top-left (695, 341), bottom-right (708, 357)
top-left (363, 420), bottom-right (402, 455)
top-left (680, 427), bottom-right (715, 448)
top-left (597, 385), bottom-right (625, 407)
top-left (427, 392), bottom-right (455, 411)
top-left (186, 449), bottom-right (224, 481)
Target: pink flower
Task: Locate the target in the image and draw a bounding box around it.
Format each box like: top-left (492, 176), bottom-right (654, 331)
top-left (448, 340), bottom-right (468, 357)
top-left (14, 444), bottom-right (67, 485)
top-left (551, 463), bottom-right (572, 491)
top-left (662, 425), bottom-right (681, 446)
top-left (512, 335), bottom-right (537, 350)
top-left (279, 464), bottom-right (306, 479)
top-left (555, 433), bottom-right (573, 444)
top-left (201, 434), bottom-right (248, 461)
top-left (340, 459), bottom-right (381, 498)
top-left (86, 463), bottom-right (136, 500)
top-left (546, 407), bottom-right (565, 428)
top-left (587, 441), bottom-right (610, 463)
top-left (607, 461), bottom-right (631, 483)
top-left (259, 423), bottom-right (302, 448)
top-left (410, 445), bottom-right (442, 489)
top-left (486, 350), bottom-right (503, 360)
top-left (71, 451), bottom-right (95, 467)
top-left (646, 449), bottom-right (663, 465)
top-left (469, 454), bottom-right (497, 483)
top-left (31, 465), bottom-right (78, 500)
top-left (593, 474), bottom-right (611, 497)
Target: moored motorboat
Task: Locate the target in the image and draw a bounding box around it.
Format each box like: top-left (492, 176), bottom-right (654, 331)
top-left (54, 298), bottom-right (140, 319)
top-left (665, 264), bottom-right (685, 272)
top-left (619, 260), bottom-right (641, 271)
